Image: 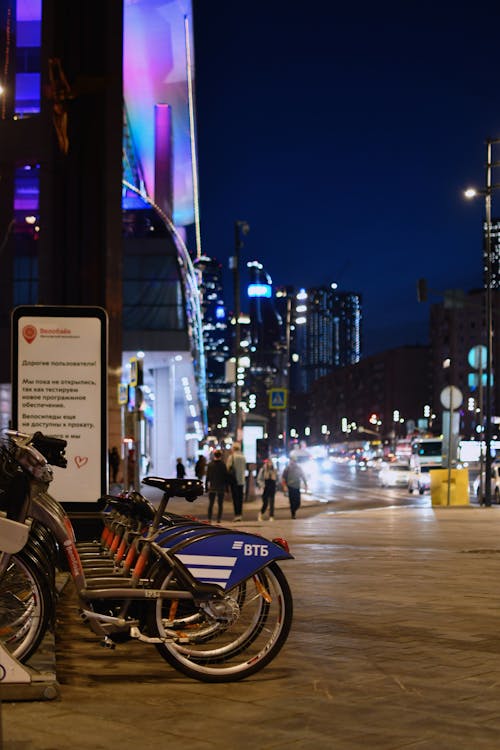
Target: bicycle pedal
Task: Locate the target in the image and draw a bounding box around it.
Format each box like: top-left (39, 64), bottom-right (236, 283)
top-left (100, 637), bottom-right (116, 650)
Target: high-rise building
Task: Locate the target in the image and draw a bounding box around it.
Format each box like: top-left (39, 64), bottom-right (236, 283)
top-left (300, 285), bottom-right (362, 392)
top-left (193, 255), bottom-right (231, 429)
top-left (485, 218), bottom-right (500, 288)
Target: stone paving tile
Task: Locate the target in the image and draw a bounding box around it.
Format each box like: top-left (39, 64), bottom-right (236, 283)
top-left (4, 507), bottom-right (500, 749)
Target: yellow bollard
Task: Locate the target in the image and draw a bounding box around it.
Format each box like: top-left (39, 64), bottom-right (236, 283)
top-left (430, 468), bottom-right (469, 506)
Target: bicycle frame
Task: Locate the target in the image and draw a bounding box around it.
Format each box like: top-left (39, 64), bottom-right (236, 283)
top-left (2, 476), bottom-right (292, 645)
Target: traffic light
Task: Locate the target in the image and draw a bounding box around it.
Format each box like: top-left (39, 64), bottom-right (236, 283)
top-left (416, 278), bottom-right (428, 303)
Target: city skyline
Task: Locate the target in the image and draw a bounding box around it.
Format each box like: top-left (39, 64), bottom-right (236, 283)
top-left (192, 0), bottom-right (500, 357)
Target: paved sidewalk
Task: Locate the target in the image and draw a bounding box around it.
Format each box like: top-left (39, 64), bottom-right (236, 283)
top-left (3, 504), bottom-right (500, 749)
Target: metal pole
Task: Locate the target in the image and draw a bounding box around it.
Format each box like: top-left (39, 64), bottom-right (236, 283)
top-left (283, 294), bottom-right (292, 453)
top-left (484, 139), bottom-right (493, 507)
top-left (233, 222), bottom-right (243, 441)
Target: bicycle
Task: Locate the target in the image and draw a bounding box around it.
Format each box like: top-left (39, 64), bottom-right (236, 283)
top-left (0, 430), bottom-right (294, 682)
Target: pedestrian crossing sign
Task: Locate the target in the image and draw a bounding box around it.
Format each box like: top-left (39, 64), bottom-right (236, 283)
top-left (269, 388), bottom-right (288, 409)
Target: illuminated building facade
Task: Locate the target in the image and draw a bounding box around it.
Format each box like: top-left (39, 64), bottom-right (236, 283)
top-left (301, 286), bottom-right (362, 392)
top-left (485, 218), bottom-right (500, 288)
top-left (193, 254), bottom-right (231, 430)
top-left (0, 0), bottom-right (206, 482)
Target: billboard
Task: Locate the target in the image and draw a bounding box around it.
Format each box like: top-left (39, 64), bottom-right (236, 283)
top-left (11, 306), bottom-right (108, 504)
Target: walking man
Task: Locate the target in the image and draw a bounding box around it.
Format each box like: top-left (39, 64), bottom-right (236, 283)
top-left (205, 450), bottom-right (229, 523)
top-left (227, 442), bottom-right (247, 521)
top-left (281, 455), bottom-right (308, 519)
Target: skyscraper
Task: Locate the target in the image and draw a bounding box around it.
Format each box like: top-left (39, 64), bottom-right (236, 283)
top-left (485, 218), bottom-right (500, 288)
top-left (301, 285), bottom-right (362, 392)
top-left (193, 255), bottom-right (231, 429)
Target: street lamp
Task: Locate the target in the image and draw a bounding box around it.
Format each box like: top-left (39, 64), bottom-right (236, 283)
top-left (465, 137), bottom-right (500, 506)
top-left (230, 220), bottom-right (250, 441)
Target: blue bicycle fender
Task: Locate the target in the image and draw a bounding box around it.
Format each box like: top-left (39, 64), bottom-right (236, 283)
top-left (166, 530), bottom-right (293, 591)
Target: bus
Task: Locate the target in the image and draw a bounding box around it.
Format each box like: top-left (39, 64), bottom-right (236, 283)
top-left (409, 437), bottom-right (443, 471)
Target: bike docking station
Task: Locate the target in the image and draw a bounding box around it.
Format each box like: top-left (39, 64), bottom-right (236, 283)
top-left (0, 639), bottom-right (59, 702)
top-left (0, 516), bottom-right (60, 701)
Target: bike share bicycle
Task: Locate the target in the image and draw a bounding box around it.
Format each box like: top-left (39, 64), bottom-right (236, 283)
top-left (0, 430), bottom-right (293, 683)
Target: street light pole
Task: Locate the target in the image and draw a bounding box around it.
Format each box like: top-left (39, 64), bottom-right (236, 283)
top-left (465, 137), bottom-right (500, 506)
top-left (484, 140), bottom-right (493, 505)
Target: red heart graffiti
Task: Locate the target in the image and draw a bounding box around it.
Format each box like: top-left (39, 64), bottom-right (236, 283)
top-left (74, 456), bottom-right (88, 468)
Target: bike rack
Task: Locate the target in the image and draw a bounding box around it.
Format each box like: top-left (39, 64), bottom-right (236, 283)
top-left (0, 642), bottom-right (59, 700)
top-left (0, 519), bottom-right (60, 699)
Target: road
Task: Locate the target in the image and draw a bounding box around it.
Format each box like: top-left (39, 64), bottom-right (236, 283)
top-left (304, 459), bottom-right (478, 512)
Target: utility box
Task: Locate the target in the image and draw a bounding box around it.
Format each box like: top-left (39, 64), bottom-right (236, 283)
top-left (430, 469), bottom-right (470, 506)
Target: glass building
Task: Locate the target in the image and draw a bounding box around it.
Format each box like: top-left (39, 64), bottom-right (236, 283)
top-left (0, 0), bottom-right (206, 482)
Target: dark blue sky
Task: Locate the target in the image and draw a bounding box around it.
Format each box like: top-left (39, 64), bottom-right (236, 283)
top-left (192, 1), bottom-right (500, 356)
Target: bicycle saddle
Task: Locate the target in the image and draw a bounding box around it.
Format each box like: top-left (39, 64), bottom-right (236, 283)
top-left (141, 476), bottom-right (204, 502)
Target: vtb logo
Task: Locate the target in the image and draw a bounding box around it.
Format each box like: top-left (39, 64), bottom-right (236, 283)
top-left (22, 324), bottom-right (37, 344)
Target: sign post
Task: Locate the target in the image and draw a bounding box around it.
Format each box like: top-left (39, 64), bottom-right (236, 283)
top-left (11, 306), bottom-right (108, 506)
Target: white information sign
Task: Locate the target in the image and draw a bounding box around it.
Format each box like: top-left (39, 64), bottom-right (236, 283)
top-left (12, 307), bottom-right (107, 504)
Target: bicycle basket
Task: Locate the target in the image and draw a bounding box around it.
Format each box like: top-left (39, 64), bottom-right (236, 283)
top-left (0, 441), bottom-right (30, 518)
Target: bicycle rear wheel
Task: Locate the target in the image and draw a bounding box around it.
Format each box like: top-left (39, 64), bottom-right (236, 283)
top-left (147, 561), bottom-right (293, 682)
top-left (0, 548), bottom-right (54, 662)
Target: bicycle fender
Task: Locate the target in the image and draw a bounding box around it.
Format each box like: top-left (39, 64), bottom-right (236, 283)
top-left (167, 530), bottom-right (293, 591)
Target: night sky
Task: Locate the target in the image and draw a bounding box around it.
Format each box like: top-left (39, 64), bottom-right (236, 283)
top-left (192, 1), bottom-right (500, 356)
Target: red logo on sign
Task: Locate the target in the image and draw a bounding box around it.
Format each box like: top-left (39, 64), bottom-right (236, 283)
top-left (22, 325), bottom-right (37, 344)
top-left (74, 456), bottom-right (88, 469)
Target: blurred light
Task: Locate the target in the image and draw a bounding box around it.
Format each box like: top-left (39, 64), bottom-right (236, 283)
top-left (25, 215), bottom-right (37, 225)
top-left (215, 306), bottom-right (225, 319)
top-left (248, 283), bottom-right (272, 298)
top-left (464, 187), bottom-right (478, 199)
top-left (296, 304), bottom-right (307, 313)
top-left (296, 289), bottom-right (307, 301)
top-left (295, 316), bottom-right (307, 325)
top-left (291, 353), bottom-right (299, 362)
top-left (136, 351), bottom-right (145, 359)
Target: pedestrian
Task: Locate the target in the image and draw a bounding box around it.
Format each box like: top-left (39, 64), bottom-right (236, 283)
top-left (281, 455), bottom-right (308, 519)
top-left (226, 442), bottom-right (247, 521)
top-left (205, 449), bottom-right (229, 523)
top-left (194, 454), bottom-right (207, 481)
top-left (109, 446), bottom-right (120, 484)
top-left (256, 458), bottom-right (277, 521)
top-left (176, 457), bottom-right (186, 479)
top-left (127, 449), bottom-right (136, 491)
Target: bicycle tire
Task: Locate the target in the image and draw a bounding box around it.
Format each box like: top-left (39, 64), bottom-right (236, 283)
top-left (147, 561), bottom-right (293, 682)
top-left (0, 548), bottom-right (54, 663)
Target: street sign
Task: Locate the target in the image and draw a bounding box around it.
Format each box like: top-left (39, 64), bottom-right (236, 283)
top-left (118, 383), bottom-right (128, 405)
top-left (468, 345), bottom-right (487, 370)
top-left (269, 388), bottom-right (287, 410)
top-left (440, 385), bottom-right (463, 411)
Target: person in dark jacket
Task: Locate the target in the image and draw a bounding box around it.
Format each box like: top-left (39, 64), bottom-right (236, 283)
top-left (176, 458), bottom-right (186, 479)
top-left (205, 450), bottom-right (229, 523)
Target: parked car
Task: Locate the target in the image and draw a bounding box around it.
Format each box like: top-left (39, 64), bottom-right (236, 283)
top-left (378, 462), bottom-right (412, 488)
top-left (408, 465), bottom-right (438, 495)
top-left (473, 464), bottom-right (500, 503)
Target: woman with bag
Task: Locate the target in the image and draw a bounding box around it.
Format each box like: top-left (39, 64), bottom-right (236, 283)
top-left (256, 459), bottom-right (277, 521)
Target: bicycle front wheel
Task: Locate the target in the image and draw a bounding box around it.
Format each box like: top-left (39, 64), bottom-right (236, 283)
top-left (147, 561), bottom-right (293, 682)
top-left (0, 549), bottom-right (54, 663)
